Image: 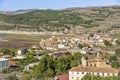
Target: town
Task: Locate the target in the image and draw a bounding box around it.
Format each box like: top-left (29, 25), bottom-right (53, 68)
top-left (0, 32), bottom-right (120, 80)
top-left (0, 0), bottom-right (120, 80)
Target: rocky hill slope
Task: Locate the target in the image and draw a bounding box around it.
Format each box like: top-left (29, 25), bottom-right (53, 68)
top-left (0, 6), bottom-right (120, 34)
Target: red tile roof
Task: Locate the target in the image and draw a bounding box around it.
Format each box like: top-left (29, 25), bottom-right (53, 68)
top-left (10, 61), bottom-right (16, 66)
top-left (70, 65), bottom-right (120, 73)
top-left (56, 75), bottom-right (69, 80)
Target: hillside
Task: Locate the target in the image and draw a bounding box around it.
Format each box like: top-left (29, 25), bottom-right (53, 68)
top-left (0, 6), bottom-right (120, 34)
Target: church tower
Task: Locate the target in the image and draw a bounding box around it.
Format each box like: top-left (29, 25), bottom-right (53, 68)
top-left (81, 57), bottom-right (87, 66)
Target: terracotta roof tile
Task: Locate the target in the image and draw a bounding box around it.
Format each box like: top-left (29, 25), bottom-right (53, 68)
top-left (70, 66), bottom-right (120, 73)
top-left (87, 57), bottom-right (108, 62)
top-left (56, 75), bottom-right (69, 80)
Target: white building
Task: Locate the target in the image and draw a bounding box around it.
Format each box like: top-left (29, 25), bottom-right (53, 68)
top-left (15, 55), bottom-right (26, 59)
top-left (18, 49), bottom-right (26, 55)
top-left (58, 44), bottom-right (65, 49)
top-left (69, 53), bottom-right (120, 80)
top-left (0, 58), bottom-right (9, 70)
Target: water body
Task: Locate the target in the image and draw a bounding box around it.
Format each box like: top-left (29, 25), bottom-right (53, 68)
top-left (0, 33), bottom-right (8, 37)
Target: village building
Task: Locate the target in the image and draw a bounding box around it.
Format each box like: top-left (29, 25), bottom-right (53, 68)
top-left (88, 34), bottom-right (105, 47)
top-left (0, 58), bottom-right (9, 70)
top-left (51, 49), bottom-right (69, 57)
top-left (55, 75), bottom-right (69, 80)
top-left (69, 52), bottom-right (120, 80)
top-left (18, 48), bottom-right (27, 55)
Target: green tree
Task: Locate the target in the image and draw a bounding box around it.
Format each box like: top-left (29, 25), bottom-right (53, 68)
top-left (7, 75), bottom-right (18, 80)
top-left (0, 48), bottom-right (16, 56)
top-left (82, 75), bottom-right (91, 80)
top-left (1, 68), bottom-right (11, 73)
top-left (103, 40), bottom-right (112, 46)
top-left (78, 43), bottom-right (83, 49)
top-left (115, 40), bottom-right (120, 45)
top-left (115, 48), bottom-right (120, 56)
top-left (70, 60), bottom-right (78, 67)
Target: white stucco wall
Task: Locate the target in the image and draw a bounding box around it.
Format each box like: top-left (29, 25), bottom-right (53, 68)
top-left (0, 59), bottom-right (9, 70)
top-left (69, 71), bottom-right (119, 80)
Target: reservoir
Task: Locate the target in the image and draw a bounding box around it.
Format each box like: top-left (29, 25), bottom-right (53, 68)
top-left (0, 33), bottom-right (8, 37)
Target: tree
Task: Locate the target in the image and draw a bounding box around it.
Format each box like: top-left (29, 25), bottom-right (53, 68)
top-left (70, 60), bottom-right (78, 67)
top-left (115, 48), bottom-right (120, 56)
top-left (45, 68), bottom-right (55, 77)
top-left (82, 75), bottom-right (91, 80)
top-left (7, 75), bottom-right (18, 80)
top-left (78, 43), bottom-right (83, 49)
top-left (111, 61), bottom-right (119, 68)
top-left (23, 75), bottom-right (31, 80)
top-left (103, 40), bottom-right (112, 46)
top-left (109, 55), bottom-right (117, 62)
top-left (1, 68), bottom-right (11, 73)
top-left (73, 52), bottom-right (83, 64)
top-left (0, 48), bottom-right (16, 56)
top-left (115, 40), bottom-right (120, 45)
top-left (89, 33), bottom-right (94, 37)
top-left (109, 55), bottom-right (119, 68)
top-left (32, 54), bottom-right (83, 78)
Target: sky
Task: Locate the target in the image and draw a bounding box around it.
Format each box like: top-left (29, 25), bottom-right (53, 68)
top-left (0, 0), bottom-right (120, 11)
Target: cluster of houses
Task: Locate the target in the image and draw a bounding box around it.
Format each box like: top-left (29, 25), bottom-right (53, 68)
top-left (0, 33), bottom-right (120, 80)
top-left (55, 52), bottom-right (120, 80)
top-left (38, 34), bottom-right (119, 57)
top-left (69, 52), bottom-right (120, 80)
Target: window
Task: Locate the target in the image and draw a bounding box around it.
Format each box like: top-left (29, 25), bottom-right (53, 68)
top-left (94, 64), bottom-right (96, 67)
top-left (102, 73), bottom-right (104, 76)
top-left (89, 73), bottom-right (91, 75)
top-left (82, 72), bottom-right (84, 74)
top-left (97, 73), bottom-right (99, 75)
top-left (90, 64), bottom-right (92, 67)
top-left (113, 73), bottom-right (114, 76)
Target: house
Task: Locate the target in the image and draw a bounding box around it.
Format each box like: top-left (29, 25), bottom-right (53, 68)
top-left (0, 53), bottom-right (3, 58)
top-left (28, 62), bottom-right (39, 67)
top-left (69, 52), bottom-right (120, 80)
top-left (69, 49), bottom-right (81, 55)
top-left (55, 75), bottom-right (69, 80)
top-left (9, 61), bottom-right (19, 69)
top-left (88, 34), bottom-right (105, 47)
top-left (52, 49), bottom-right (69, 57)
top-left (0, 58), bottom-right (9, 70)
top-left (14, 48), bottom-right (27, 59)
top-left (14, 54), bottom-right (26, 59)
top-left (9, 61), bottom-right (16, 66)
top-left (18, 48), bottom-right (26, 55)
top-left (3, 55), bottom-right (12, 59)
top-left (58, 44), bottom-right (65, 49)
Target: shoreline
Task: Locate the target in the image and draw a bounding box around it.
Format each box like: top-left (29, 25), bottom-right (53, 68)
top-left (0, 30), bottom-right (64, 35)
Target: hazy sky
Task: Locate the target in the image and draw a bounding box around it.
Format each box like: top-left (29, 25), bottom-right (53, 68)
top-left (0, 0), bottom-right (120, 11)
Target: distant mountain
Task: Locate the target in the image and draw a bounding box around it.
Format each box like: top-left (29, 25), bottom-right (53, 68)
top-left (0, 9), bottom-right (39, 15)
top-left (0, 5), bottom-right (120, 34)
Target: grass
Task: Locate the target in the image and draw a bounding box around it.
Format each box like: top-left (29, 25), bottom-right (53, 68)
top-left (4, 34), bottom-right (45, 41)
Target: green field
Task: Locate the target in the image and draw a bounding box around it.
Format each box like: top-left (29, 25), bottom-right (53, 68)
top-left (4, 34), bottom-right (44, 41)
